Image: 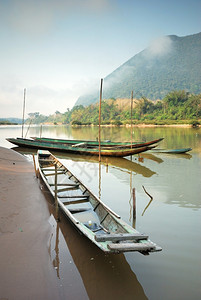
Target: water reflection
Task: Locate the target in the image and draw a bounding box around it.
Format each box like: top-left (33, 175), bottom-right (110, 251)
top-left (98, 161), bottom-right (101, 199)
top-left (53, 223), bottom-right (61, 279)
top-left (12, 147), bottom-right (156, 178)
top-left (141, 198), bottom-right (153, 216)
top-left (12, 146), bottom-right (201, 211)
top-left (150, 153), bottom-right (192, 160)
top-left (49, 209), bottom-right (148, 300)
top-left (140, 153), bottom-right (164, 164)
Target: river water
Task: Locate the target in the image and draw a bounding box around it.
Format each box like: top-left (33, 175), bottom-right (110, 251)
top-left (1, 125), bottom-right (201, 300)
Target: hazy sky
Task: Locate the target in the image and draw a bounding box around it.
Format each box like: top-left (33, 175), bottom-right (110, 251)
top-left (0, 0), bottom-right (200, 118)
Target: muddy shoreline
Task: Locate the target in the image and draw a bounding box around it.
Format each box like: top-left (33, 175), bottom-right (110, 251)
top-left (0, 147), bottom-right (61, 300)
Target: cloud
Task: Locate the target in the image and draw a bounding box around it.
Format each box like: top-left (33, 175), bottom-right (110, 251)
top-left (0, 76), bottom-right (102, 118)
top-left (147, 36), bottom-right (173, 57)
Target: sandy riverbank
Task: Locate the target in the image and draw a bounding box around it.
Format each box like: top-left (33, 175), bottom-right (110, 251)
top-left (0, 147), bottom-right (61, 300)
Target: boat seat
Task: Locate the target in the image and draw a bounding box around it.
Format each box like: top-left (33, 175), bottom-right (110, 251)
top-left (53, 185), bottom-right (79, 193)
top-left (68, 207), bottom-right (91, 214)
top-left (95, 233), bottom-right (148, 242)
top-left (60, 197), bottom-right (89, 205)
top-left (107, 242), bottom-right (155, 252)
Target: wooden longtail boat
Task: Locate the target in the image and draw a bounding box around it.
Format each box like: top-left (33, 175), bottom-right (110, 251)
top-left (6, 138), bottom-right (155, 157)
top-left (152, 148), bottom-right (192, 154)
top-left (37, 150), bottom-right (162, 254)
top-left (31, 137), bottom-right (164, 149)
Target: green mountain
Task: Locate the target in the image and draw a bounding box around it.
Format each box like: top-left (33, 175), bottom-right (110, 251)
top-left (76, 32), bottom-right (201, 106)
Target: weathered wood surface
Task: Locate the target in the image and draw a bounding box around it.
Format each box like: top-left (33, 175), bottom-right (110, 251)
top-left (107, 242), bottom-right (154, 251)
top-left (72, 142), bottom-right (87, 148)
top-left (95, 233), bottom-right (148, 242)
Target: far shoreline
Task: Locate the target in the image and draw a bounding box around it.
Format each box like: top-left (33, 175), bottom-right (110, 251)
top-left (1, 123), bottom-right (200, 128)
top-left (70, 123), bottom-right (200, 128)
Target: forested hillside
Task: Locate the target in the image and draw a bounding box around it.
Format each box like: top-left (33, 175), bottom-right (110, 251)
top-left (76, 32), bottom-right (201, 106)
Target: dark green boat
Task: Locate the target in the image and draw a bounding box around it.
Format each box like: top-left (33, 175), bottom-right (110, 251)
top-left (7, 137), bottom-right (156, 157)
top-left (152, 148), bottom-right (192, 154)
top-left (31, 136), bottom-right (164, 149)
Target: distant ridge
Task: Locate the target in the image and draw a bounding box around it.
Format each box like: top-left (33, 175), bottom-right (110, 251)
top-left (0, 118), bottom-right (22, 124)
top-left (76, 32), bottom-right (201, 106)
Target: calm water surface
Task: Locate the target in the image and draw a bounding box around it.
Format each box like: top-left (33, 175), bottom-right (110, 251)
top-left (1, 125), bottom-right (201, 300)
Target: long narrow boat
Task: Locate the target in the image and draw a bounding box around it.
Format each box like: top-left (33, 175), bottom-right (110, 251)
top-left (6, 138), bottom-right (155, 157)
top-left (37, 150), bottom-right (162, 254)
top-left (31, 137), bottom-right (164, 149)
top-left (151, 148), bottom-right (192, 154)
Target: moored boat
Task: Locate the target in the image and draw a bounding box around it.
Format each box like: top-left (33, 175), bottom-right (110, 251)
top-left (31, 136), bottom-right (164, 149)
top-left (37, 150), bottom-right (162, 254)
top-left (151, 148), bottom-right (192, 154)
top-left (6, 137), bottom-right (155, 157)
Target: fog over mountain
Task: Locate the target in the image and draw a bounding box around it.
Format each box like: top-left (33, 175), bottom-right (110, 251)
top-left (76, 32), bottom-right (201, 106)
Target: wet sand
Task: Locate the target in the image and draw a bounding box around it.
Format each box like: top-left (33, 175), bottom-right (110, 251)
top-left (0, 147), bottom-right (60, 300)
top-left (0, 147), bottom-right (147, 300)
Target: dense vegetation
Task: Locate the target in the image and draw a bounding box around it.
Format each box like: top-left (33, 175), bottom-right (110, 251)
top-left (0, 120), bottom-right (18, 125)
top-left (26, 91), bottom-right (201, 126)
top-left (76, 32), bottom-right (201, 106)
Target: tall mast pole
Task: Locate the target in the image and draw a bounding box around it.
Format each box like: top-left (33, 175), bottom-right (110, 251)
top-left (22, 88), bottom-right (26, 138)
top-left (131, 90), bottom-right (133, 148)
top-left (99, 79), bottom-right (103, 162)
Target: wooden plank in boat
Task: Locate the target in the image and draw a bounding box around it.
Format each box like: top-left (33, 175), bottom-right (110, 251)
top-left (107, 242), bottom-right (154, 251)
top-left (68, 208), bottom-right (91, 213)
top-left (39, 159), bottom-right (55, 162)
top-left (42, 168), bottom-right (66, 171)
top-left (62, 198), bottom-right (89, 205)
top-left (45, 171), bottom-right (66, 176)
top-left (59, 195), bottom-right (89, 199)
top-left (95, 233), bottom-right (148, 242)
top-left (49, 183), bottom-right (78, 187)
top-left (55, 186), bottom-right (79, 192)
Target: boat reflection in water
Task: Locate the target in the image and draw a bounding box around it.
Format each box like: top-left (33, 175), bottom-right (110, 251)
top-left (12, 147), bottom-right (156, 178)
top-left (47, 203), bottom-right (148, 300)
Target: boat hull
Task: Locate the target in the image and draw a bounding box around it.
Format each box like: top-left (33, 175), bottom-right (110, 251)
top-left (7, 138), bottom-right (155, 157)
top-left (37, 150), bottom-right (162, 254)
top-left (152, 148), bottom-right (192, 154)
top-left (32, 137), bottom-right (164, 149)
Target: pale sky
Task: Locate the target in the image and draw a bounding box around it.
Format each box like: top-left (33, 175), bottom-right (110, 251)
top-left (0, 0), bottom-right (201, 118)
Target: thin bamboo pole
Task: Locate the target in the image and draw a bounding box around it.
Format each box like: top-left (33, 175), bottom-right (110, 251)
top-left (32, 154), bottom-right (38, 178)
top-left (133, 187), bottom-right (136, 220)
top-left (99, 79), bottom-right (103, 162)
top-left (99, 161), bottom-right (101, 199)
top-left (55, 164), bottom-right (59, 221)
top-left (22, 88), bottom-right (26, 138)
top-left (40, 125), bottom-right (42, 138)
top-left (130, 91), bottom-right (133, 149)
